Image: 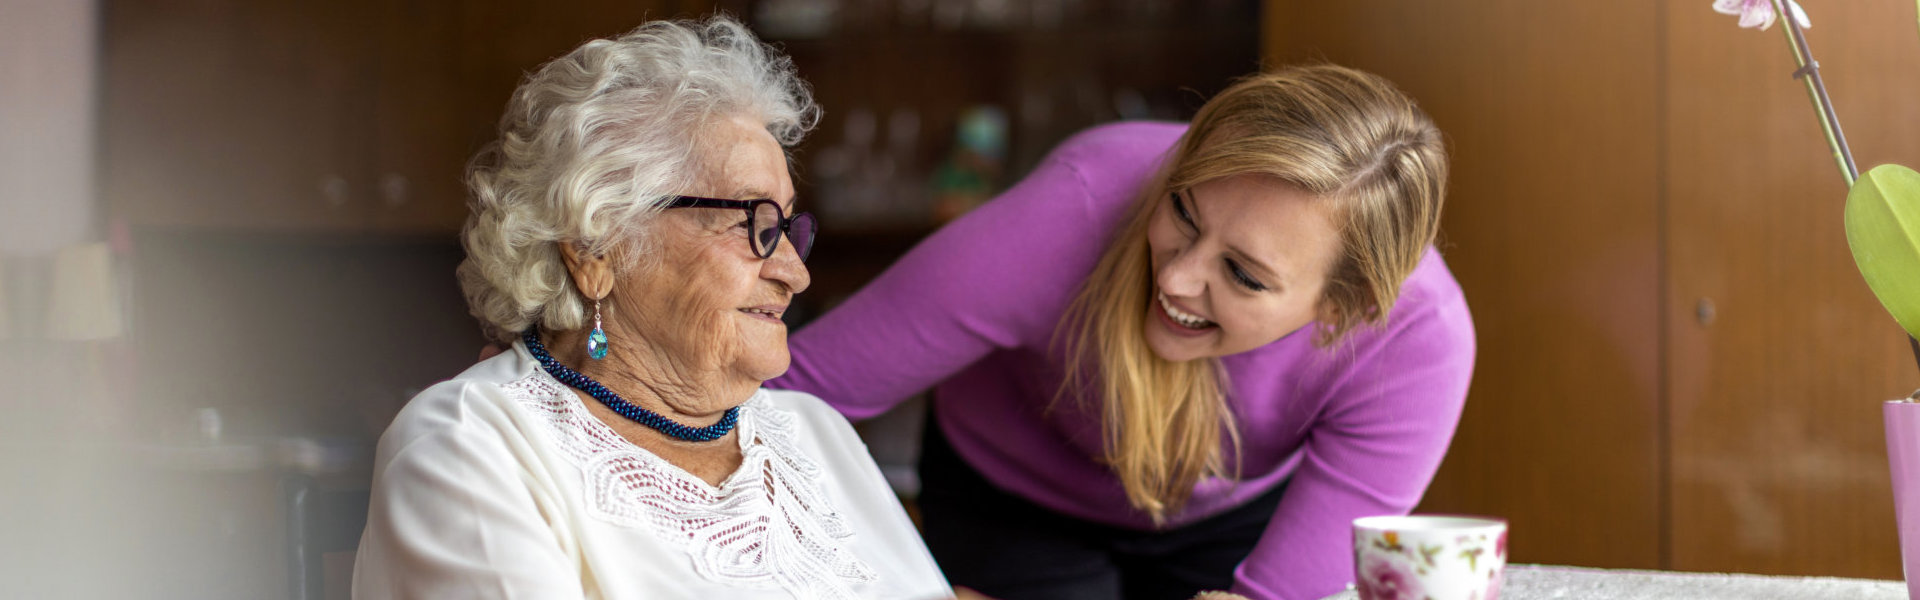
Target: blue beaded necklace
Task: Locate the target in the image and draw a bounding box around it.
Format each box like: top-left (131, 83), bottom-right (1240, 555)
top-left (523, 329), bottom-right (740, 443)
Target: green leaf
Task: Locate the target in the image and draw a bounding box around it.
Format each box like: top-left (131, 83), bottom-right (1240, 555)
top-left (1845, 164), bottom-right (1920, 339)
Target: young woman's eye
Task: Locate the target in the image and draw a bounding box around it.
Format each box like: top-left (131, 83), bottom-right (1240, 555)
top-left (1226, 258), bottom-right (1268, 292)
top-left (1170, 191), bottom-right (1197, 229)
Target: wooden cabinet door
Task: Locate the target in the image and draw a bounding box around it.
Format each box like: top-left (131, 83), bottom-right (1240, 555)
top-left (366, 0), bottom-right (487, 234)
top-left (1664, 1), bottom-right (1920, 578)
top-left (1265, 0), bottom-right (1920, 579)
top-left (358, 0), bottom-right (734, 233)
top-left (1262, 0), bottom-right (1666, 570)
top-left (104, 0), bottom-right (727, 234)
top-left (103, 0), bottom-right (376, 231)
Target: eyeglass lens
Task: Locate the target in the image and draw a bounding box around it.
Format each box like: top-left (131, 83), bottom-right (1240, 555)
top-left (749, 202), bottom-right (816, 262)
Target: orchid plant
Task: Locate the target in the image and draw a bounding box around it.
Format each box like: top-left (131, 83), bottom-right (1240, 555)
top-left (1717, 0), bottom-right (1920, 373)
top-left (1714, 0), bottom-right (1811, 35)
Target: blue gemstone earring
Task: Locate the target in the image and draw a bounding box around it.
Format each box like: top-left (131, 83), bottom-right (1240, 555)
top-left (587, 298), bottom-right (609, 360)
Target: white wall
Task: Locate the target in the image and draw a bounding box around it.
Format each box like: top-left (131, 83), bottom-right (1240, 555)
top-left (0, 0), bottom-right (99, 256)
top-left (0, 5), bottom-right (115, 598)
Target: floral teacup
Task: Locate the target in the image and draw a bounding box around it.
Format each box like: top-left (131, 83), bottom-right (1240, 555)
top-left (1352, 515), bottom-right (1507, 600)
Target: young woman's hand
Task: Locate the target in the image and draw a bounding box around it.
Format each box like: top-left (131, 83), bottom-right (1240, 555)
top-left (952, 586), bottom-right (997, 600)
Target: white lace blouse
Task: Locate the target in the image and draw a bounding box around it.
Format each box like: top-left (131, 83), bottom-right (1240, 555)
top-left (352, 341), bottom-right (952, 599)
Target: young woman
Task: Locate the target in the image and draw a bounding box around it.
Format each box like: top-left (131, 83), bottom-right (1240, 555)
top-left (769, 64), bottom-right (1475, 600)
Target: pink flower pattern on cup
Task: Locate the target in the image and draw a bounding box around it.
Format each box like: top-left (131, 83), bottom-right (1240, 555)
top-left (1358, 556), bottom-right (1425, 600)
top-left (1354, 516), bottom-right (1506, 600)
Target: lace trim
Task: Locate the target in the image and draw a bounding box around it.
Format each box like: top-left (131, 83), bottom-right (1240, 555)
top-left (500, 373), bottom-right (878, 599)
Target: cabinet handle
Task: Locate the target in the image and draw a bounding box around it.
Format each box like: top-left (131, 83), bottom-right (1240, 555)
top-left (379, 174), bottom-right (410, 208)
top-left (320, 176), bottom-right (350, 209)
top-left (1696, 298), bottom-right (1717, 326)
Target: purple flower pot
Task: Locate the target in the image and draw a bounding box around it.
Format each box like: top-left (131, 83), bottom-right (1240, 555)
top-left (1885, 400), bottom-right (1920, 599)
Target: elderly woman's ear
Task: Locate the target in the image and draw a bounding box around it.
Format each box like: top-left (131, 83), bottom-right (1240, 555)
top-left (558, 242), bottom-right (616, 300)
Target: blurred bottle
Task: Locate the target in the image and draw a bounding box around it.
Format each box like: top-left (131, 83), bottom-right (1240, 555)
top-left (930, 105), bottom-right (1008, 222)
top-left (811, 107), bottom-right (874, 226)
top-left (896, 0), bottom-right (934, 28)
top-left (882, 108), bottom-right (927, 225)
top-left (754, 0), bottom-right (840, 39)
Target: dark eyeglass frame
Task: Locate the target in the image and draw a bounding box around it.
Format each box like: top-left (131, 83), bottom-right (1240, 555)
top-left (663, 195), bottom-right (816, 262)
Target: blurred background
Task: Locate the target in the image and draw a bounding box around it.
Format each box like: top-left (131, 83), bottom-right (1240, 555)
top-left (2, 0), bottom-right (1918, 598)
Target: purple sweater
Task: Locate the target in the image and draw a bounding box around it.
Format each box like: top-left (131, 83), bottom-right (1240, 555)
top-left (770, 121), bottom-right (1475, 600)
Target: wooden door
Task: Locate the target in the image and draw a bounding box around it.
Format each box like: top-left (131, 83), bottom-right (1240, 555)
top-left (1262, 0), bottom-right (1667, 569)
top-left (1663, 1), bottom-right (1920, 578)
top-left (1265, 0), bottom-right (1920, 577)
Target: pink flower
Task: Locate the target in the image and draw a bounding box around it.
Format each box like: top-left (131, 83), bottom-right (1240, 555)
top-left (1358, 559), bottom-right (1425, 600)
top-left (1712, 0), bottom-right (1811, 31)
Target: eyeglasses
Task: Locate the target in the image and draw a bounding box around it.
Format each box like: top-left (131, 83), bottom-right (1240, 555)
top-left (664, 196), bottom-right (817, 262)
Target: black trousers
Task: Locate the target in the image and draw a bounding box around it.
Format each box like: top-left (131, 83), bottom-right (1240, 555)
top-left (917, 414), bottom-right (1287, 600)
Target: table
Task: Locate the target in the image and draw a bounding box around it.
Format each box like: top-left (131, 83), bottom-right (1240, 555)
top-left (1316, 564), bottom-right (1909, 599)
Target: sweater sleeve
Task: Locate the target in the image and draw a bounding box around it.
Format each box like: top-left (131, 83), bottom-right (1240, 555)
top-left (768, 138), bottom-right (1116, 420)
top-left (1230, 277), bottom-right (1477, 600)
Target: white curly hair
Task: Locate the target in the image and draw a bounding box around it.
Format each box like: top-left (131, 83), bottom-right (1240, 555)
top-left (457, 16), bottom-right (819, 343)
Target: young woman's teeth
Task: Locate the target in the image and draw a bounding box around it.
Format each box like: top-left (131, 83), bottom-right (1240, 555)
top-left (1157, 292), bottom-right (1214, 329)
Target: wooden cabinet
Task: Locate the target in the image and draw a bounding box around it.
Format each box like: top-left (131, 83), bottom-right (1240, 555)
top-left (364, 0), bottom-right (475, 233)
top-left (104, 0), bottom-right (386, 231)
top-left (747, 2), bottom-right (1258, 313)
top-left (774, 19), bottom-right (1258, 229)
top-left (100, 0), bottom-right (1254, 240)
top-left (1265, 0), bottom-right (1920, 578)
top-left (100, 0), bottom-right (727, 234)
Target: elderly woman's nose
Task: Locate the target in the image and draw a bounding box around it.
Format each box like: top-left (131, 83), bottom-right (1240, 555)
top-left (762, 240), bottom-right (811, 294)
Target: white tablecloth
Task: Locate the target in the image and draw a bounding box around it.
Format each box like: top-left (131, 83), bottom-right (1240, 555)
top-left (1316, 564), bottom-right (1909, 599)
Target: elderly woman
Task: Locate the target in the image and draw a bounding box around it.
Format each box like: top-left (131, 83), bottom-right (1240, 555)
top-left (352, 18), bottom-right (950, 599)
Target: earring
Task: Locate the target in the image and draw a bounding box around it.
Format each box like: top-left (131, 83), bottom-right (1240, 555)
top-left (587, 298), bottom-right (609, 360)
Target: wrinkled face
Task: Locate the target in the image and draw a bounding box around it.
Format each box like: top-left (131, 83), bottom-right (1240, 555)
top-left (1142, 173), bottom-right (1343, 362)
top-left (614, 114), bottom-right (810, 385)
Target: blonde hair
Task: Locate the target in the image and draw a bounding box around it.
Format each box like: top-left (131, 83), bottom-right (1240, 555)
top-left (1058, 64), bottom-right (1449, 522)
top-left (457, 16), bottom-right (818, 343)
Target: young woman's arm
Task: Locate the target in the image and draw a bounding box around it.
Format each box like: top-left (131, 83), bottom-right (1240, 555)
top-left (769, 123), bottom-right (1182, 420)
top-left (1232, 261), bottom-right (1477, 600)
